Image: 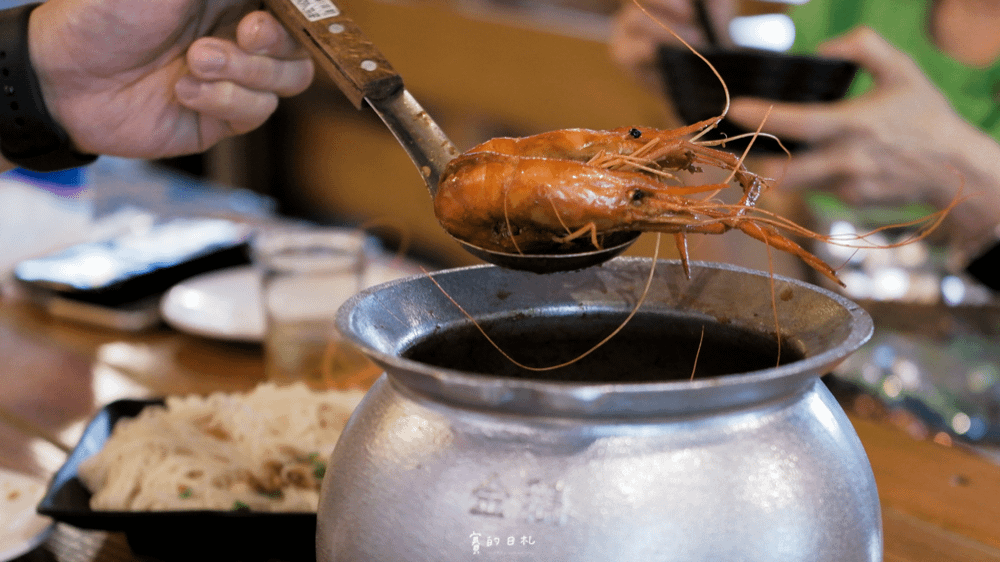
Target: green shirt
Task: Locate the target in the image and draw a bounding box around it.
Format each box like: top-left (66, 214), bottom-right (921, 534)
top-left (789, 0), bottom-right (1000, 140)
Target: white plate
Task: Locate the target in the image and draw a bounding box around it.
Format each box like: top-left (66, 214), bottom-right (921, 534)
top-left (0, 468), bottom-right (54, 561)
top-left (160, 259), bottom-right (424, 342)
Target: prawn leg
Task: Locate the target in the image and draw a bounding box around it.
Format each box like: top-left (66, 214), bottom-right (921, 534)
top-left (735, 221), bottom-right (843, 287)
top-left (553, 222), bottom-right (604, 250)
top-left (673, 232), bottom-right (692, 278)
top-left (679, 218), bottom-right (843, 286)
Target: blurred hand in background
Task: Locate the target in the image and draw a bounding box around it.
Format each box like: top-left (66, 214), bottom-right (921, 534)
top-left (610, 0), bottom-right (736, 91)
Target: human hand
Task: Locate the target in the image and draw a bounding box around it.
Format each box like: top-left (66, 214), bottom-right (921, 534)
top-left (727, 27), bottom-right (984, 210)
top-left (610, 0), bottom-right (736, 91)
top-left (27, 0), bottom-right (315, 160)
top-left (727, 26), bottom-right (1000, 259)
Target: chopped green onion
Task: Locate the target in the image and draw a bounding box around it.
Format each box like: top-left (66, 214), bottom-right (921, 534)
top-left (232, 500), bottom-right (251, 512)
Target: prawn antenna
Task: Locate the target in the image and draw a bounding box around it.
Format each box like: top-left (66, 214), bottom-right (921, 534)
top-left (630, 0), bottom-right (729, 142)
top-left (424, 234), bottom-right (663, 372)
top-left (723, 104), bottom-right (773, 187)
top-left (690, 325), bottom-right (705, 380)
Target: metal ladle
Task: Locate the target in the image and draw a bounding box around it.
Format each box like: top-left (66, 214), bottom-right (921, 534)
top-left (262, 0), bottom-right (639, 274)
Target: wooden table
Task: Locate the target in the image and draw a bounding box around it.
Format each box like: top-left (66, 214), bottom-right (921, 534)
top-left (2, 292), bottom-right (999, 562)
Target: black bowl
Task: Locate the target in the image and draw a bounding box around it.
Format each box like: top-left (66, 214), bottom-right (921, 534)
top-left (657, 45), bottom-right (858, 152)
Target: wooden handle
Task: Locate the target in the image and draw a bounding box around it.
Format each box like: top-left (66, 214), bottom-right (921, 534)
top-left (263, 0), bottom-right (403, 108)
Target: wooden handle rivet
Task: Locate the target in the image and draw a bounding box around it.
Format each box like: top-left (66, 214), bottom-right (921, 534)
top-left (327, 23), bottom-right (345, 34)
top-left (360, 60), bottom-right (378, 72)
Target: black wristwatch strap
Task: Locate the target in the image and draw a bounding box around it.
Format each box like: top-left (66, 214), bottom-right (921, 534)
top-left (0, 3), bottom-right (97, 172)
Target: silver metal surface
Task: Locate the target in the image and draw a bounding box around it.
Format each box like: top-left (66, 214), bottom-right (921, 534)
top-left (455, 232), bottom-right (641, 274)
top-left (366, 90), bottom-right (459, 197)
top-left (322, 258), bottom-right (881, 561)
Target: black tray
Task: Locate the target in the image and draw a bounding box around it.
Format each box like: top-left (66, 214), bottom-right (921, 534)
top-left (37, 399), bottom-right (318, 562)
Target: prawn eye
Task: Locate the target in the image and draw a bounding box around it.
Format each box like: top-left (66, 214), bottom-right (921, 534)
top-left (631, 189), bottom-right (647, 203)
top-left (629, 128), bottom-right (642, 138)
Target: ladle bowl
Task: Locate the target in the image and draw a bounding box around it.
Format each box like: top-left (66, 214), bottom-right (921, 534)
top-left (321, 258), bottom-right (882, 561)
top-left (457, 231), bottom-right (641, 273)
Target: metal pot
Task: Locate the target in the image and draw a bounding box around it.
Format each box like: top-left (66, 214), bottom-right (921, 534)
top-left (322, 258), bottom-right (880, 561)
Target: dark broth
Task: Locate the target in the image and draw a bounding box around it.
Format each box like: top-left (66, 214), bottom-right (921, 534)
top-left (403, 311), bottom-right (803, 383)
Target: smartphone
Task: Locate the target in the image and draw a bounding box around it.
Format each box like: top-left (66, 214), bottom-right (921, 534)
top-left (14, 217), bottom-right (253, 330)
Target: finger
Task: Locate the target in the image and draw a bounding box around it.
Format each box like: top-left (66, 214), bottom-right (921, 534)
top-left (816, 27), bottom-right (923, 88)
top-left (236, 10), bottom-right (306, 58)
top-left (616, 1), bottom-right (710, 47)
top-left (619, 0), bottom-right (691, 26)
top-left (187, 37), bottom-right (314, 97)
top-left (728, 97), bottom-right (853, 144)
top-left (175, 75), bottom-right (279, 135)
top-left (769, 142), bottom-right (881, 204)
top-left (610, 8), bottom-right (689, 89)
top-left (768, 149), bottom-right (845, 192)
top-left (609, 14), bottom-right (658, 69)
top-left (610, 7), bottom-right (672, 64)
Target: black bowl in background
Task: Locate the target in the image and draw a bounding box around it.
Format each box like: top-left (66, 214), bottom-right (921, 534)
top-left (656, 45), bottom-right (858, 153)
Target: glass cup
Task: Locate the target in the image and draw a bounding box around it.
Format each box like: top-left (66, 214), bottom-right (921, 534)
top-left (256, 227), bottom-right (377, 390)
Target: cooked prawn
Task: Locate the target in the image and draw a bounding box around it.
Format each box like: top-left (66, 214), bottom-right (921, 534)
top-left (427, 0), bottom-right (956, 374)
top-left (434, 120), bottom-right (845, 286)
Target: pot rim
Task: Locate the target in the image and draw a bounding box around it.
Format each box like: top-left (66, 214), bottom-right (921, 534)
top-left (337, 258), bottom-right (873, 416)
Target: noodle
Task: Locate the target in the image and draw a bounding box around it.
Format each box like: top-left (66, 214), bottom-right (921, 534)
top-left (78, 382), bottom-right (365, 512)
